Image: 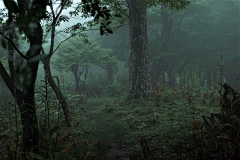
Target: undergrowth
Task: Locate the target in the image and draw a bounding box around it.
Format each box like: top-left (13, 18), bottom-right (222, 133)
top-left (0, 56), bottom-right (240, 159)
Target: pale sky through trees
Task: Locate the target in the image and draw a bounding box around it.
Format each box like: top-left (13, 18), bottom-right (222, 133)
top-left (0, 0), bottom-right (92, 29)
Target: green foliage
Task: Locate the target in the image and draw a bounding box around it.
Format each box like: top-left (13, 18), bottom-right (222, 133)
top-left (193, 111), bottom-right (240, 159)
top-left (147, 0), bottom-right (190, 10)
top-left (53, 38), bottom-right (118, 73)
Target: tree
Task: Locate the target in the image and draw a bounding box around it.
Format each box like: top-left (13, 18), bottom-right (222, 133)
top-left (92, 46), bottom-right (119, 85)
top-left (40, 0), bottom-right (118, 126)
top-left (127, 0), bottom-right (151, 99)
top-left (53, 38), bottom-right (93, 92)
top-left (0, 0), bottom-right (116, 157)
top-left (0, 0), bottom-right (48, 156)
top-left (101, 0), bottom-right (189, 99)
top-left (53, 38), bottom-right (119, 89)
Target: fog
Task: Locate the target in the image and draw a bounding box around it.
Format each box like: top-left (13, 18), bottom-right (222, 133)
top-left (0, 0), bottom-right (239, 159)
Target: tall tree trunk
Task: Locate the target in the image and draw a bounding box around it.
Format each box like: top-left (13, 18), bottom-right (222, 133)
top-left (159, 5), bottom-right (173, 52)
top-left (74, 72), bottom-right (80, 91)
top-left (7, 23), bottom-right (40, 155)
top-left (150, 5), bottom-right (173, 88)
top-left (19, 21), bottom-right (43, 157)
top-left (128, 0), bottom-right (151, 99)
top-left (42, 58), bottom-right (72, 127)
top-left (72, 65), bottom-right (80, 91)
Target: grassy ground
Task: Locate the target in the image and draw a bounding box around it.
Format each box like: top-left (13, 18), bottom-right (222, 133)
top-left (0, 89), bottom-right (221, 159)
top-left (72, 92), bottom-right (220, 159)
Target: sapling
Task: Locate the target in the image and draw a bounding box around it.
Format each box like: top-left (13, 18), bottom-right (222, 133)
top-left (200, 69), bottom-right (205, 86)
top-left (164, 72), bottom-right (169, 85)
top-left (220, 55), bottom-right (224, 110)
top-left (175, 74), bottom-right (180, 87)
top-left (185, 71), bottom-right (189, 85)
top-left (180, 73), bottom-right (184, 86)
top-left (210, 70), bottom-right (214, 90)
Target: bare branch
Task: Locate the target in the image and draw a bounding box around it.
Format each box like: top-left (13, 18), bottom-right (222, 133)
top-left (52, 32), bottom-right (79, 54)
top-left (53, 22), bottom-right (125, 53)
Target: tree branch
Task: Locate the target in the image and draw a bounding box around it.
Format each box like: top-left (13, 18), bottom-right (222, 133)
top-left (49, 0), bottom-right (68, 58)
top-left (0, 61), bottom-right (23, 99)
top-left (0, 32), bottom-right (27, 60)
top-left (55, 23), bottom-right (125, 36)
top-left (52, 32), bottom-right (80, 54)
top-left (94, 63), bottom-right (107, 70)
top-left (107, 3), bottom-right (130, 19)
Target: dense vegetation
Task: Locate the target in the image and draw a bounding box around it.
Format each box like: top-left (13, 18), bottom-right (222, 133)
top-left (0, 0), bottom-right (239, 159)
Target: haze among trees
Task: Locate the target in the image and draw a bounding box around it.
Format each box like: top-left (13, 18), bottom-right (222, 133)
top-left (0, 0), bottom-right (239, 159)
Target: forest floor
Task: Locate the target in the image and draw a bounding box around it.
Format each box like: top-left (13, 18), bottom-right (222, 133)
top-left (76, 94), bottom-right (220, 160)
top-left (0, 91), bottom-right (221, 160)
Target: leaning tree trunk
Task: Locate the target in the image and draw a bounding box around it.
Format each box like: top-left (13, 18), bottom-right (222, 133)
top-left (42, 58), bottom-right (72, 127)
top-left (128, 0), bottom-right (151, 99)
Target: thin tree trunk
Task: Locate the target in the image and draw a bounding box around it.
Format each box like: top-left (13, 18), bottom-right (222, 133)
top-left (128, 0), bottom-right (151, 99)
top-left (39, 1), bottom-right (72, 127)
top-left (42, 58), bottom-right (72, 127)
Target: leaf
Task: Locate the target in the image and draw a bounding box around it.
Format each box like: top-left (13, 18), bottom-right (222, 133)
top-left (51, 143), bottom-right (71, 153)
top-left (195, 147), bottom-right (205, 160)
top-left (62, 140), bottom-right (75, 154)
top-left (49, 126), bottom-right (58, 137)
top-left (204, 139), bottom-right (217, 152)
top-left (212, 82), bottom-right (220, 89)
top-left (54, 152), bottom-right (75, 160)
top-left (86, 152), bottom-right (99, 159)
top-left (217, 136), bottom-right (232, 142)
top-left (192, 119), bottom-right (202, 131)
top-left (202, 115), bottom-right (215, 132)
top-left (28, 152), bottom-right (46, 160)
top-left (83, 140), bottom-right (90, 150)
top-left (60, 133), bottom-right (69, 141)
top-left (232, 96), bottom-right (240, 106)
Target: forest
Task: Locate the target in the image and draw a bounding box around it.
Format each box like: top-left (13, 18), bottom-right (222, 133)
top-left (0, 0), bottom-right (239, 159)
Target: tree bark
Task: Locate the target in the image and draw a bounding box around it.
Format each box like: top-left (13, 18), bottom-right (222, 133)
top-left (106, 64), bottom-right (118, 85)
top-left (42, 58), bottom-right (72, 127)
top-left (18, 21), bottom-right (43, 157)
top-left (128, 0), bottom-right (151, 99)
top-left (1, 6), bottom-right (44, 156)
